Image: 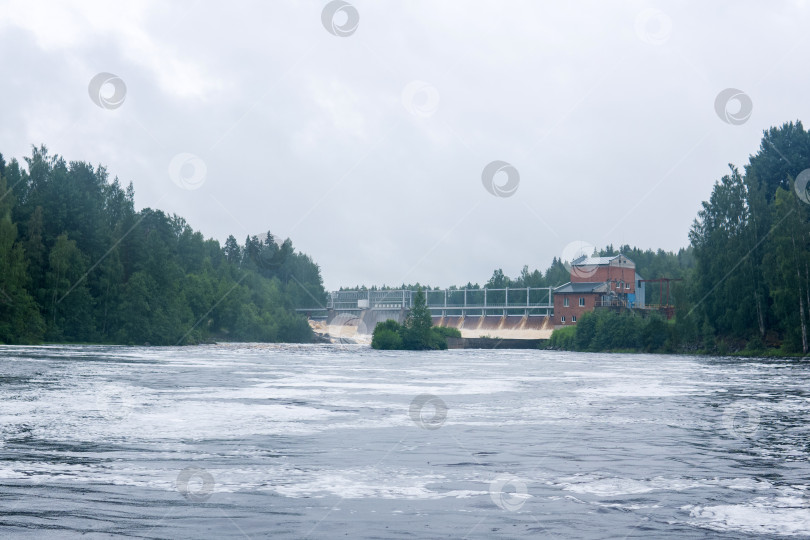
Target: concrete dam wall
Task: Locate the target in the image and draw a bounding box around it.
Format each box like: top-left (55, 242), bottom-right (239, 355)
top-left (433, 315), bottom-right (553, 339)
top-left (317, 310), bottom-right (553, 341)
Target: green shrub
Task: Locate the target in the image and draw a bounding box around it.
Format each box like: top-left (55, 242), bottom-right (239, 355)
top-left (427, 328), bottom-right (449, 350)
top-left (742, 334), bottom-right (765, 355)
top-left (574, 311), bottom-right (597, 350)
top-left (370, 290), bottom-right (451, 350)
top-left (375, 319), bottom-right (402, 333)
top-left (549, 325), bottom-right (576, 349)
top-left (551, 310), bottom-right (676, 353)
top-left (642, 315), bottom-right (667, 352)
top-left (371, 327), bottom-right (403, 349)
top-left (433, 326), bottom-right (461, 338)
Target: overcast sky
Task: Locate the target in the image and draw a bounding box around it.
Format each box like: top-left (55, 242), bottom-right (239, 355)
top-left (1, 1), bottom-right (808, 290)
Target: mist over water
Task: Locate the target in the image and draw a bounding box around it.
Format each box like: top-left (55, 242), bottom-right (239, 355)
top-left (1, 344), bottom-right (809, 538)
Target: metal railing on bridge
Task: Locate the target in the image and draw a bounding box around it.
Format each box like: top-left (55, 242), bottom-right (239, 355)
top-left (325, 288), bottom-right (553, 317)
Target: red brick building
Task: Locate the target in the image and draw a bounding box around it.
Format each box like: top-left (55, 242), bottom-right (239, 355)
top-left (553, 281), bottom-right (609, 325)
top-left (553, 254), bottom-right (644, 326)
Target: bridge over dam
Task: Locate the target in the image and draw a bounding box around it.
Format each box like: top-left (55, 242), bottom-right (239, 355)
top-left (303, 288), bottom-right (555, 341)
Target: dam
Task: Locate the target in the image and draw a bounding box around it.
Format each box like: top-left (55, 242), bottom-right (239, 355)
top-left (304, 288), bottom-right (555, 340)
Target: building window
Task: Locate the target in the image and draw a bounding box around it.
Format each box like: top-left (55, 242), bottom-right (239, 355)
top-left (561, 315), bottom-right (565, 323)
top-left (572, 315), bottom-right (577, 322)
top-left (563, 297), bottom-right (569, 307)
top-left (579, 297), bottom-right (585, 307)
top-left (625, 283), bottom-right (630, 289)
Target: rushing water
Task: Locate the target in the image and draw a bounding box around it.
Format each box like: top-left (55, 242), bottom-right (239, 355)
top-left (0, 344), bottom-right (809, 539)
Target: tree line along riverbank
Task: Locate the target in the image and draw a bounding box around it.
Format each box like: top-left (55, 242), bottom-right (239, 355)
top-left (0, 146), bottom-right (326, 345)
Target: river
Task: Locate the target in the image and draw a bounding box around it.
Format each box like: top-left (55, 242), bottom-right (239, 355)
top-left (0, 344), bottom-right (809, 538)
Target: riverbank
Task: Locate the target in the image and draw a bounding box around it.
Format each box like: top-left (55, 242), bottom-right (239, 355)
top-left (547, 309), bottom-right (809, 358)
top-left (446, 337), bottom-right (546, 349)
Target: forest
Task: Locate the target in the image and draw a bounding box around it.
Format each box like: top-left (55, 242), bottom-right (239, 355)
top-left (0, 146), bottom-right (326, 345)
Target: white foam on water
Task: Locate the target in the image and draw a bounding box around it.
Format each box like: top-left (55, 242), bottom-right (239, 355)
top-left (595, 501), bottom-right (661, 510)
top-left (266, 375), bottom-right (519, 396)
top-left (555, 474), bottom-right (777, 498)
top-left (576, 381), bottom-right (695, 398)
top-left (271, 467), bottom-right (487, 500)
top-left (8, 388), bottom-right (344, 441)
top-left (186, 385), bottom-right (333, 401)
top-left (721, 477), bottom-right (774, 491)
top-left (562, 371), bottom-right (625, 379)
top-left (0, 460), bottom-right (489, 502)
top-left (687, 495), bottom-right (810, 536)
top-left (557, 474), bottom-right (707, 497)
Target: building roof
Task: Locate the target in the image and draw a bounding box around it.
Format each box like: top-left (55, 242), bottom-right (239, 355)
top-left (553, 282), bottom-right (610, 294)
top-left (572, 254), bottom-right (634, 267)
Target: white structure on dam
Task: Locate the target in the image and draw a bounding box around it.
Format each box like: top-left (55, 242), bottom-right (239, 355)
top-left (325, 287), bottom-right (554, 318)
top-left (302, 288), bottom-right (555, 340)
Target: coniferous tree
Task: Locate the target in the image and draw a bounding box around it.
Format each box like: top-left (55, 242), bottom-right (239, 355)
top-left (0, 147), bottom-right (325, 345)
top-left (224, 235), bottom-right (241, 264)
top-left (0, 171), bottom-right (44, 343)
